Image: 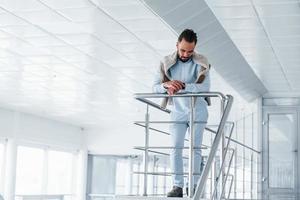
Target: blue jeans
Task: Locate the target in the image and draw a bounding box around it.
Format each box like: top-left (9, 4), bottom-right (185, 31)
top-left (170, 108), bottom-right (208, 188)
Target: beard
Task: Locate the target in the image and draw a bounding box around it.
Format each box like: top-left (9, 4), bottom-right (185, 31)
top-left (178, 55), bottom-right (191, 62)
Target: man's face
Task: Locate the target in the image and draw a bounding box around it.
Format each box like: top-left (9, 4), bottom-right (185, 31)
top-left (176, 38), bottom-right (196, 62)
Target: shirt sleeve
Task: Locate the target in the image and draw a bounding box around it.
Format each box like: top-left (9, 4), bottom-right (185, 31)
top-left (184, 71), bottom-right (210, 92)
top-left (152, 64), bottom-right (167, 93)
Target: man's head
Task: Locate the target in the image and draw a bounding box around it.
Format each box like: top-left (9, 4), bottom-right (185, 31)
top-left (176, 29), bottom-right (197, 62)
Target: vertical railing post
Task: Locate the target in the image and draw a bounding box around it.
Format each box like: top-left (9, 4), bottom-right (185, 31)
top-left (220, 98), bottom-right (226, 199)
top-left (220, 149), bottom-right (235, 200)
top-left (251, 113), bottom-right (254, 199)
top-left (214, 98), bottom-right (226, 200)
top-left (188, 97), bottom-right (195, 198)
top-left (210, 134), bottom-right (214, 199)
top-left (228, 175), bottom-right (234, 199)
top-left (143, 105), bottom-right (150, 196)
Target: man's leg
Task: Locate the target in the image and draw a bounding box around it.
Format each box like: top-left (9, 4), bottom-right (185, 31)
top-left (170, 122), bottom-right (188, 188)
top-left (167, 122), bottom-right (188, 197)
top-left (193, 104), bottom-right (208, 186)
top-left (193, 122), bottom-right (206, 185)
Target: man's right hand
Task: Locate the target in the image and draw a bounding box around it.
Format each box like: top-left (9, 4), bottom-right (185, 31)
top-left (163, 80), bottom-right (185, 95)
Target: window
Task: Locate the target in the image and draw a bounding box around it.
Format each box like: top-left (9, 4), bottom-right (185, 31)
top-left (132, 163), bottom-right (140, 195)
top-left (15, 146), bottom-right (44, 194)
top-left (0, 141), bottom-right (5, 193)
top-left (115, 160), bottom-right (130, 194)
top-left (47, 150), bottom-right (74, 194)
top-left (87, 156), bottom-right (116, 196)
top-left (15, 145), bottom-right (76, 198)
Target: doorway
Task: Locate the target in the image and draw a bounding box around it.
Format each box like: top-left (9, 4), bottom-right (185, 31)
top-left (262, 108), bottom-right (298, 199)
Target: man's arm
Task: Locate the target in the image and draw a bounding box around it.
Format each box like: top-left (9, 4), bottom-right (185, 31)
top-left (183, 72), bottom-right (210, 92)
top-left (152, 63), bottom-right (168, 93)
top-left (152, 63), bottom-right (185, 94)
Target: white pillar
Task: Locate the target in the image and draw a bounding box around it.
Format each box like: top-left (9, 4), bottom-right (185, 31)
top-left (4, 112), bottom-right (20, 200)
top-left (75, 130), bottom-right (88, 200)
top-left (4, 139), bottom-right (17, 200)
top-left (77, 149), bottom-right (88, 200)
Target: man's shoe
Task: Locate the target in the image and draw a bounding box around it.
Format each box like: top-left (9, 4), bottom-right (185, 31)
top-left (167, 186), bottom-right (183, 197)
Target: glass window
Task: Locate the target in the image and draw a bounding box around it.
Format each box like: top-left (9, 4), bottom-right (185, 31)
top-left (156, 166), bottom-right (166, 195)
top-left (15, 145), bottom-right (77, 198)
top-left (0, 142), bottom-right (5, 193)
top-left (268, 114), bottom-right (296, 189)
top-left (47, 150), bottom-right (73, 194)
top-left (15, 146), bottom-right (44, 194)
top-left (89, 156), bottom-right (116, 195)
top-left (132, 163), bottom-right (140, 195)
top-left (115, 160), bottom-right (129, 195)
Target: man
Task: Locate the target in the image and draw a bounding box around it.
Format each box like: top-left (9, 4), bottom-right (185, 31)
top-left (152, 29), bottom-right (210, 197)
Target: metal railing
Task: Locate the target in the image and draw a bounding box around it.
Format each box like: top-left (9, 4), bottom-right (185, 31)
top-left (134, 92), bottom-right (234, 199)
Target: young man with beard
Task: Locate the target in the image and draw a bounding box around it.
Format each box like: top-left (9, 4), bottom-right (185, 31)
top-left (153, 29), bottom-right (210, 197)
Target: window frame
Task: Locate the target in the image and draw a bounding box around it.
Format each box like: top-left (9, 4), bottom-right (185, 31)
top-left (0, 138), bottom-right (7, 194)
top-left (15, 142), bottom-right (78, 197)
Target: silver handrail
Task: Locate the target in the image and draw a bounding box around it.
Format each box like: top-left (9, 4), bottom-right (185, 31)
top-left (135, 121), bottom-right (260, 154)
top-left (134, 92), bottom-right (226, 99)
top-left (143, 105), bottom-right (150, 196)
top-left (211, 148), bottom-right (235, 200)
top-left (134, 122), bottom-right (260, 156)
top-left (219, 150), bottom-right (235, 200)
top-left (193, 95), bottom-right (233, 200)
top-left (227, 175), bottom-right (234, 199)
top-left (134, 92), bottom-right (233, 198)
top-left (210, 123), bottom-right (234, 200)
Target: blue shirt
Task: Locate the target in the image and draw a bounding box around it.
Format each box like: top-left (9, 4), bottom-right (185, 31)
top-left (153, 58), bottom-right (210, 120)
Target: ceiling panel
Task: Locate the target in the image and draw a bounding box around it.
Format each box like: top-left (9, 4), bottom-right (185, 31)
top-left (100, 4), bottom-right (155, 20)
top-left (39, 0), bottom-right (92, 9)
top-left (271, 36), bottom-right (300, 46)
top-left (15, 10), bottom-right (69, 24)
top-left (221, 18), bottom-right (262, 30)
top-left (253, 0), bottom-right (299, 3)
top-left (90, 0), bottom-right (140, 7)
top-left (119, 18), bottom-right (168, 32)
top-left (266, 25), bottom-right (300, 37)
top-left (206, 0), bottom-right (300, 97)
top-left (212, 5), bottom-right (256, 18)
top-left (97, 31), bottom-right (138, 43)
top-left (225, 28), bottom-right (266, 38)
top-left (261, 16), bottom-right (300, 28)
top-left (57, 7), bottom-right (107, 22)
top-left (0, 0), bottom-right (47, 11)
top-left (210, 0), bottom-right (251, 6)
top-left (255, 2), bottom-right (300, 16)
top-left (0, 11), bottom-right (28, 26)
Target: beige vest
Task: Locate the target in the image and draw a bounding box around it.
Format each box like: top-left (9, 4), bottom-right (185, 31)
top-left (159, 51), bottom-right (211, 108)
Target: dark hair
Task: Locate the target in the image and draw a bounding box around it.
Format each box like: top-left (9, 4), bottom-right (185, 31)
top-left (178, 29), bottom-right (197, 44)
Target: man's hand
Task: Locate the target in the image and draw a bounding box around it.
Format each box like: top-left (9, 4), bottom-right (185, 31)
top-left (167, 87), bottom-right (176, 95)
top-left (163, 80), bottom-right (185, 95)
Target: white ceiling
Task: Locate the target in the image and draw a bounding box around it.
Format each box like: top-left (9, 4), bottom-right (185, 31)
top-left (205, 0), bottom-right (300, 97)
top-left (0, 0), bottom-right (178, 127)
top-left (143, 0), bottom-right (268, 101)
top-left (0, 0), bottom-right (296, 129)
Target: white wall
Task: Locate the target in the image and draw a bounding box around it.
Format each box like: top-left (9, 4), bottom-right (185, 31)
top-left (86, 121), bottom-right (144, 155)
top-left (0, 107), bottom-right (87, 200)
top-left (0, 108), bottom-right (84, 149)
